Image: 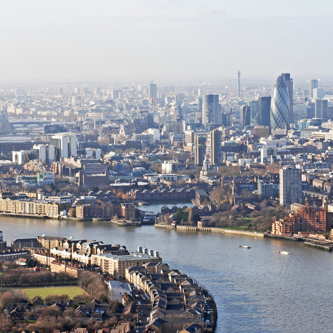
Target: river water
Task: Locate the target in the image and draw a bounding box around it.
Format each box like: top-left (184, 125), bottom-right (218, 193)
top-left (1, 216), bottom-right (332, 333)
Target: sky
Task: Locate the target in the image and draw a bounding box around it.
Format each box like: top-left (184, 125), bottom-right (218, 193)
top-left (0, 0), bottom-right (332, 84)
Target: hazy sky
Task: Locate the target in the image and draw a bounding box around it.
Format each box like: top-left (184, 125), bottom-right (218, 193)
top-left (0, 0), bottom-right (331, 83)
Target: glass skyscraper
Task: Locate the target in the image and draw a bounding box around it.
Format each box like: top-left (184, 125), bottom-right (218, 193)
top-left (270, 75), bottom-right (290, 130)
top-left (202, 94), bottom-right (220, 127)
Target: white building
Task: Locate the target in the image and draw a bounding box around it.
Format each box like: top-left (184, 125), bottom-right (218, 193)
top-left (12, 150), bottom-right (26, 165)
top-left (50, 133), bottom-right (77, 158)
top-left (161, 161), bottom-right (178, 174)
top-left (85, 148), bottom-right (101, 160)
top-left (259, 137), bottom-right (287, 149)
top-left (147, 128), bottom-right (160, 141)
top-left (33, 144), bottom-right (56, 163)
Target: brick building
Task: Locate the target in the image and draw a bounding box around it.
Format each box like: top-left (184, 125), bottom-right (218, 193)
top-left (120, 203), bottom-right (135, 220)
top-left (272, 202), bottom-right (327, 235)
top-left (11, 238), bottom-right (41, 251)
top-left (76, 201), bottom-right (113, 219)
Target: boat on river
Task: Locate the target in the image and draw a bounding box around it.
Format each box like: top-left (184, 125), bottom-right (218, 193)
top-left (239, 245), bottom-right (250, 249)
top-left (278, 251), bottom-right (290, 255)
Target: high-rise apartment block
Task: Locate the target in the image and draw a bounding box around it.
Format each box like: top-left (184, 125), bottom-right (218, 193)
top-left (50, 133), bottom-right (77, 159)
top-left (202, 94), bottom-right (220, 127)
top-left (194, 136), bottom-right (206, 166)
top-left (209, 129), bottom-right (222, 165)
top-left (279, 166), bottom-right (302, 206)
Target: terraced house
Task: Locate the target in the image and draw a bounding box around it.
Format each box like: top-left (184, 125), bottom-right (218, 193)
top-left (125, 265), bottom-right (210, 333)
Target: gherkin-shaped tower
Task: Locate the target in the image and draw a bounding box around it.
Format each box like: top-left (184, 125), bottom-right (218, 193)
top-left (270, 75), bottom-right (290, 130)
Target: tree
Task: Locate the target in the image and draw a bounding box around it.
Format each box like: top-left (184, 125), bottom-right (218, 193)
top-left (188, 208), bottom-right (194, 222)
top-left (68, 208), bottom-right (76, 218)
top-left (92, 186), bottom-right (99, 193)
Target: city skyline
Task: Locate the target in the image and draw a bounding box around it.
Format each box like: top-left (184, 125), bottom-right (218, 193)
top-left (0, 0), bottom-right (332, 83)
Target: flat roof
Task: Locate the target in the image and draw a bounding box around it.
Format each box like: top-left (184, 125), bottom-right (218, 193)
top-left (93, 251), bottom-right (159, 262)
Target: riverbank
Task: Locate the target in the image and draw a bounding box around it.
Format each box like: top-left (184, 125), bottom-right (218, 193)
top-left (110, 219), bottom-right (141, 227)
top-left (156, 224), bottom-right (265, 238)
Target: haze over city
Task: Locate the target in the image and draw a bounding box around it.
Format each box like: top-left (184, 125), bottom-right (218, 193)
top-left (0, 0), bottom-right (332, 83)
top-left (1, 1), bottom-right (333, 333)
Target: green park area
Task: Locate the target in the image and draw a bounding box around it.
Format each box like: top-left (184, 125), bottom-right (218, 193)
top-left (20, 286), bottom-right (86, 300)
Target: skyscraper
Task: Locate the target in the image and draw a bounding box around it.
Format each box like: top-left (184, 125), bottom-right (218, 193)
top-left (313, 88), bottom-right (324, 99)
top-left (281, 73), bottom-right (293, 124)
top-left (270, 75), bottom-right (290, 130)
top-left (280, 166), bottom-right (302, 206)
top-left (202, 94), bottom-right (220, 127)
top-left (149, 83), bottom-right (157, 99)
top-left (209, 129), bottom-right (222, 165)
top-left (194, 136), bottom-right (206, 166)
top-left (237, 70), bottom-right (241, 97)
top-left (309, 79), bottom-right (319, 98)
top-left (248, 100), bottom-right (259, 122)
top-left (240, 106), bottom-right (251, 128)
top-left (258, 96), bottom-right (271, 127)
top-left (315, 99), bottom-right (328, 119)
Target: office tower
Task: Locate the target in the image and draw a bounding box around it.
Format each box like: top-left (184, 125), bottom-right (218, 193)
top-left (237, 70), bottom-right (241, 97)
top-left (194, 136), bottom-right (206, 165)
top-left (198, 96), bottom-right (203, 114)
top-left (270, 75), bottom-right (290, 130)
top-left (149, 83), bottom-right (157, 99)
top-left (280, 166), bottom-right (302, 206)
top-left (281, 73), bottom-right (293, 124)
top-left (221, 113), bottom-right (231, 127)
top-left (202, 94), bottom-right (220, 127)
top-left (313, 88), bottom-right (324, 99)
top-left (240, 106), bottom-right (251, 128)
top-left (258, 97), bottom-right (271, 127)
top-left (315, 99), bottom-right (328, 119)
top-left (309, 79), bottom-right (319, 98)
top-left (248, 100), bottom-right (259, 122)
top-left (209, 129), bottom-right (222, 165)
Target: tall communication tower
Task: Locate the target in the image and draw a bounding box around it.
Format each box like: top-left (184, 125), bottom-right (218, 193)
top-left (237, 70), bottom-right (241, 97)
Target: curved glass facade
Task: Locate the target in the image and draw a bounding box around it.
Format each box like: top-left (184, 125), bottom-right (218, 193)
top-left (270, 75), bottom-right (290, 130)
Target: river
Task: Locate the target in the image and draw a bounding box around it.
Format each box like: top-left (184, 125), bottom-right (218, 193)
top-left (1, 216), bottom-right (332, 333)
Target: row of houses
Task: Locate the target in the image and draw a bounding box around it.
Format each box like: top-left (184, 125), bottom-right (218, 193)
top-left (125, 264), bottom-right (211, 333)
